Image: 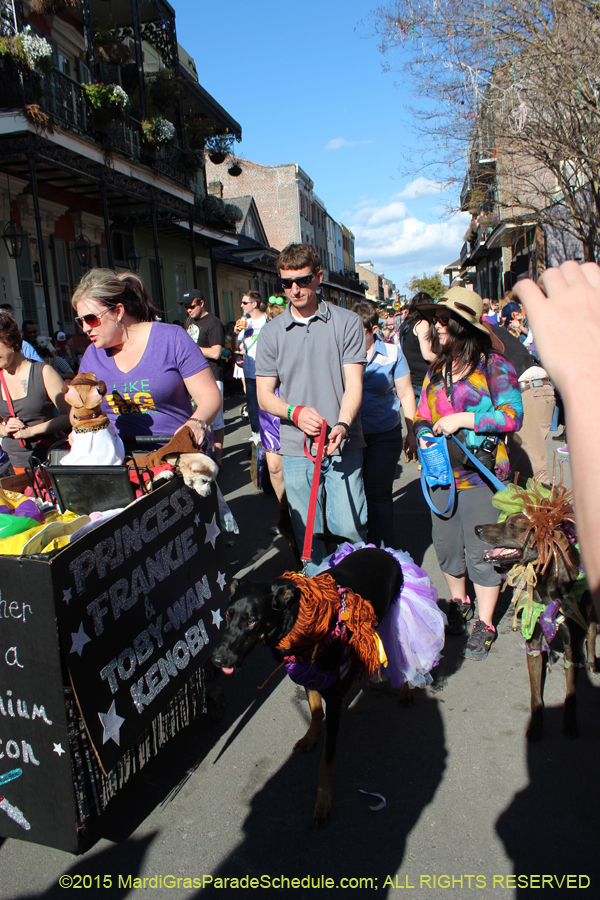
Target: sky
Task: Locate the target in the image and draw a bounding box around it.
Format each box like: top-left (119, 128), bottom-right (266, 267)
top-left (174, 0), bottom-right (470, 292)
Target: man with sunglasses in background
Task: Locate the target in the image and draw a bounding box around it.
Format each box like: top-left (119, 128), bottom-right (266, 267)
top-left (235, 290), bottom-right (268, 444)
top-left (256, 244), bottom-right (367, 573)
top-left (184, 289), bottom-right (226, 467)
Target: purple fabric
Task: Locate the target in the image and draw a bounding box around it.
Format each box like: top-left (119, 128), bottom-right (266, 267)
top-left (0, 499), bottom-right (44, 523)
top-left (319, 542), bottom-right (447, 689)
top-left (539, 599), bottom-right (561, 645)
top-left (258, 388), bottom-right (281, 452)
top-left (79, 322), bottom-right (209, 438)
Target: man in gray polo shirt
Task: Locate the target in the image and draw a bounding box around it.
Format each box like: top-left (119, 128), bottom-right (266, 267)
top-left (256, 243), bottom-right (367, 572)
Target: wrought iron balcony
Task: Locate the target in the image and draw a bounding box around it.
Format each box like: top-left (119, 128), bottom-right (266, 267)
top-left (460, 241), bottom-right (470, 265)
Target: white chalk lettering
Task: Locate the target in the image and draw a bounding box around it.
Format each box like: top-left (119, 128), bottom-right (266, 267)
top-left (0, 738), bottom-right (40, 764)
top-left (31, 704), bottom-right (52, 725)
top-left (4, 647), bottom-right (23, 668)
top-left (87, 592), bottom-right (110, 635)
top-left (0, 595), bottom-right (33, 622)
top-left (100, 658), bottom-right (119, 694)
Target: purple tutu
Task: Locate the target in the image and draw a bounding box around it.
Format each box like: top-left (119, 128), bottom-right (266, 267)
top-left (318, 542), bottom-right (447, 689)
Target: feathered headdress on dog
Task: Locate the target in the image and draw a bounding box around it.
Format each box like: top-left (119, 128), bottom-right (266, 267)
top-left (492, 460), bottom-right (576, 576)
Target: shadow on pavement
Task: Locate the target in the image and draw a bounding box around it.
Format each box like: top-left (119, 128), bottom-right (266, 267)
top-left (191, 683), bottom-right (448, 900)
top-left (496, 671), bottom-right (600, 896)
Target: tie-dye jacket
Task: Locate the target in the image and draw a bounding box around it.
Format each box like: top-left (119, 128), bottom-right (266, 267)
top-left (413, 353), bottom-right (523, 490)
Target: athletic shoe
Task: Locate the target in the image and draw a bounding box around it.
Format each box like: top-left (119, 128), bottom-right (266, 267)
top-left (552, 431), bottom-right (566, 442)
top-left (556, 444), bottom-right (569, 457)
top-left (446, 597), bottom-right (474, 635)
top-left (463, 619), bottom-right (497, 660)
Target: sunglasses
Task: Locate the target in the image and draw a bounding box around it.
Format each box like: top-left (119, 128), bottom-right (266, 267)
top-left (241, 300), bottom-right (252, 306)
top-left (184, 303), bottom-right (199, 309)
top-left (280, 273), bottom-right (315, 290)
top-left (75, 308), bottom-right (114, 330)
top-left (433, 314), bottom-right (452, 326)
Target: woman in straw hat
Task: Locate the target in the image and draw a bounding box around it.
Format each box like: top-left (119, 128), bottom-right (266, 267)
top-left (413, 286), bottom-right (523, 660)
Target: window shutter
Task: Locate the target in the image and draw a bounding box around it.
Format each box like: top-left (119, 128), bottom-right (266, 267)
top-left (69, 242), bottom-right (85, 290)
top-left (52, 237), bottom-right (74, 328)
top-left (223, 290), bottom-right (234, 324)
top-left (99, 248), bottom-right (109, 268)
top-left (16, 239), bottom-right (38, 325)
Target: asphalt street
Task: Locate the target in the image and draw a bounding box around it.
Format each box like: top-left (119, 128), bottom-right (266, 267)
top-left (0, 400), bottom-right (598, 900)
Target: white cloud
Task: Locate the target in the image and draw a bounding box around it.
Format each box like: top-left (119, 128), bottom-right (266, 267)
top-left (396, 177), bottom-right (445, 199)
top-left (325, 137), bottom-right (374, 151)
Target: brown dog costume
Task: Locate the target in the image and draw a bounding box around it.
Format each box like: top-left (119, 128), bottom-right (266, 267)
top-left (64, 373), bottom-right (109, 433)
top-left (133, 427), bottom-right (218, 498)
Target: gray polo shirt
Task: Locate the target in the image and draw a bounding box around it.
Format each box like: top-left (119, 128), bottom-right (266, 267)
top-left (255, 297), bottom-right (366, 457)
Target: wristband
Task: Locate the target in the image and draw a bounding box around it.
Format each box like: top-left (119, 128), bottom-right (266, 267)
top-left (286, 404), bottom-right (295, 421)
top-left (291, 405), bottom-right (304, 426)
top-left (334, 421), bottom-right (350, 436)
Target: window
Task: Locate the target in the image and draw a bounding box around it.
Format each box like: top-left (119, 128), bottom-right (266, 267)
top-left (223, 290), bottom-right (234, 324)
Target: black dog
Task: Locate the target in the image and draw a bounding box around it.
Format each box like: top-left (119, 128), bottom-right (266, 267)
top-left (212, 548), bottom-right (403, 822)
top-left (476, 514), bottom-right (595, 741)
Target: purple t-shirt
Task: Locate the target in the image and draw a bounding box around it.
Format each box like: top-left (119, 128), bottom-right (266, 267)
top-left (79, 322), bottom-right (209, 438)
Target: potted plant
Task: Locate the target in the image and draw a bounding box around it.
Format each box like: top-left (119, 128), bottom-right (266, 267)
top-left (227, 158), bottom-right (242, 177)
top-left (82, 82), bottom-right (129, 124)
top-left (0, 26), bottom-right (53, 75)
top-left (142, 115), bottom-right (175, 147)
top-left (30, 0), bottom-right (79, 14)
top-left (206, 132), bottom-right (235, 164)
top-left (94, 15), bottom-right (131, 67)
top-left (147, 67), bottom-right (179, 115)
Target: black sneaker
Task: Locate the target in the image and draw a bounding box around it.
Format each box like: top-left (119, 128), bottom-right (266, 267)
top-left (446, 598), bottom-right (474, 635)
top-left (463, 619), bottom-right (497, 660)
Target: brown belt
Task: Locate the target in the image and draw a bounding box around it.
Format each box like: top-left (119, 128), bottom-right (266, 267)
top-left (519, 377), bottom-right (552, 393)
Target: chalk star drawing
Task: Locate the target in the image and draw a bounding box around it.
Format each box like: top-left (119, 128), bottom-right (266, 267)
top-left (53, 743), bottom-right (65, 757)
top-left (204, 514), bottom-right (221, 549)
top-left (70, 622), bottom-right (91, 657)
top-left (212, 608), bottom-right (223, 629)
top-left (98, 701), bottom-right (125, 746)
top-left (217, 572), bottom-right (227, 591)
top-left (62, 587), bottom-right (72, 604)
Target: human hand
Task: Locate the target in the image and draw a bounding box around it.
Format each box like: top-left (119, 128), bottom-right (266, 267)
top-left (4, 416), bottom-right (25, 435)
top-left (404, 430), bottom-right (418, 459)
top-left (432, 414), bottom-right (467, 436)
top-left (13, 425), bottom-right (33, 440)
top-left (513, 261), bottom-right (600, 397)
top-left (324, 424), bottom-right (346, 456)
top-left (296, 406), bottom-right (324, 438)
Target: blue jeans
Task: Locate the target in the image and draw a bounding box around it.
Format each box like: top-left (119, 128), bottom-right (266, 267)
top-left (363, 423), bottom-right (403, 548)
top-left (245, 378), bottom-right (260, 434)
top-left (281, 449), bottom-right (367, 574)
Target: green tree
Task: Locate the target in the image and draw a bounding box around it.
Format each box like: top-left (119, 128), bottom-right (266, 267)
top-left (405, 273), bottom-right (447, 300)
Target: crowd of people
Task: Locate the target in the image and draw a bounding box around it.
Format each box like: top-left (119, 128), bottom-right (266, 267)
top-left (1, 246), bottom-right (596, 652)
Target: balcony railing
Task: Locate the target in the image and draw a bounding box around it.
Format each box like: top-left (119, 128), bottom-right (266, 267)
top-left (460, 242), bottom-right (470, 265)
top-left (43, 69), bottom-right (87, 133)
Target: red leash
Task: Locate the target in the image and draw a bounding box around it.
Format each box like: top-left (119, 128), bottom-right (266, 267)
top-left (301, 420), bottom-right (327, 568)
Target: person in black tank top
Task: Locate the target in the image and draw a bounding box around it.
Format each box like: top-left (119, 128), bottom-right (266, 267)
top-left (0, 313), bottom-right (71, 472)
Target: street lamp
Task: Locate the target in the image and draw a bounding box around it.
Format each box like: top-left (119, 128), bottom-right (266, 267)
top-left (2, 219), bottom-right (27, 260)
top-left (73, 234), bottom-right (92, 271)
top-left (126, 247), bottom-right (141, 272)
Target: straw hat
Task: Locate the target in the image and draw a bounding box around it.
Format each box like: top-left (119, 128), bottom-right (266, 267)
top-left (421, 286), bottom-right (488, 333)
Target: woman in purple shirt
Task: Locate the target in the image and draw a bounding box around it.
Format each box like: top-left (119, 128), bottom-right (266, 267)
top-left (72, 270), bottom-right (222, 445)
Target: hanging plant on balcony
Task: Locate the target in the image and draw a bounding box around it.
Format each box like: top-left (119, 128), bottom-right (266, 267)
top-left (94, 15), bottom-right (131, 67)
top-left (147, 67), bottom-right (180, 115)
top-left (0, 26), bottom-right (53, 75)
top-left (22, 102), bottom-right (55, 135)
top-left (206, 132), bottom-right (235, 165)
top-left (227, 158), bottom-right (242, 177)
top-left (142, 115), bottom-right (176, 147)
top-left (82, 82), bottom-right (129, 124)
top-left (30, 0), bottom-right (79, 15)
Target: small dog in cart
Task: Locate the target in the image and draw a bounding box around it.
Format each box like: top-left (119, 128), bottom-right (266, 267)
top-left (213, 545), bottom-right (445, 823)
top-left (476, 470), bottom-right (596, 742)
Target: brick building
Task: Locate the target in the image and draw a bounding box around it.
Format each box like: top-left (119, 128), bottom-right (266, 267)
top-left (205, 157), bottom-right (317, 252)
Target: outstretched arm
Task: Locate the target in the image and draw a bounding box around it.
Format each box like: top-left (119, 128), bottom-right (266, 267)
top-left (514, 261), bottom-right (600, 616)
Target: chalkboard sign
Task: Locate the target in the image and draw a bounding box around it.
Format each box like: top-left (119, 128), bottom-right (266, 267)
top-left (0, 476), bottom-right (228, 850)
top-left (53, 479), bottom-right (227, 773)
top-left (0, 557), bottom-right (80, 853)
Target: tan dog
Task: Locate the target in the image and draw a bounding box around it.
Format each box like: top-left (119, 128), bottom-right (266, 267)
top-left (134, 426), bottom-right (218, 497)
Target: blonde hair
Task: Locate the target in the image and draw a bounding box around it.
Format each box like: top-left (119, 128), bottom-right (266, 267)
top-left (71, 269), bottom-right (159, 322)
